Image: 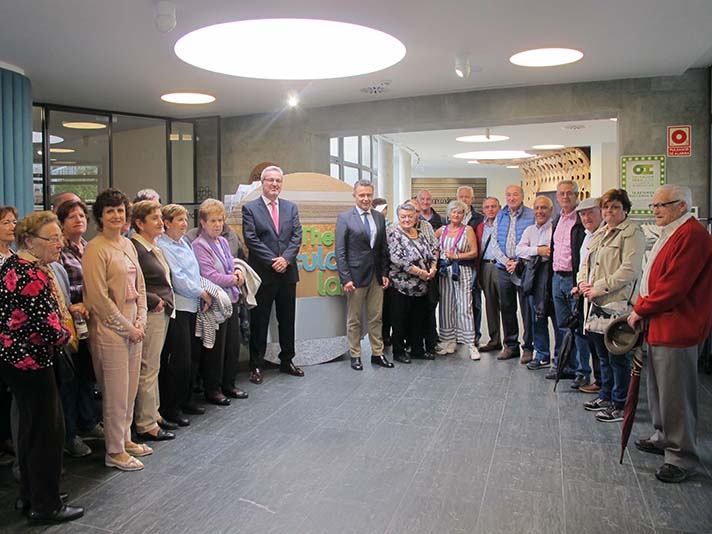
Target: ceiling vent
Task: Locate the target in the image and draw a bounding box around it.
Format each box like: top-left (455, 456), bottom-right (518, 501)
top-left (360, 80), bottom-right (391, 95)
top-left (561, 124), bottom-right (586, 131)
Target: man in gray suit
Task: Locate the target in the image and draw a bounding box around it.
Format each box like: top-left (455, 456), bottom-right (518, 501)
top-left (335, 180), bottom-right (393, 371)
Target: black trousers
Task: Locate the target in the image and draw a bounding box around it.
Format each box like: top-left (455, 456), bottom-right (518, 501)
top-left (59, 340), bottom-right (97, 440)
top-left (390, 290), bottom-right (429, 357)
top-left (249, 283), bottom-right (296, 370)
top-left (497, 267), bottom-right (532, 351)
top-left (201, 303), bottom-right (241, 395)
top-left (0, 363), bottom-right (64, 514)
top-left (160, 311), bottom-right (200, 416)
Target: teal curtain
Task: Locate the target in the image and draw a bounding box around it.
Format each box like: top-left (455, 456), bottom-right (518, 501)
top-left (0, 67), bottom-right (33, 216)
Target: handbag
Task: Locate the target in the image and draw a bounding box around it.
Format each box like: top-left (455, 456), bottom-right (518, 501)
top-left (584, 280), bottom-right (638, 334)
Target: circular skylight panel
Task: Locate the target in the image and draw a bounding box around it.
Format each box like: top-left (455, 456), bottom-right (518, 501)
top-left (454, 151), bottom-right (535, 160)
top-left (174, 19), bottom-right (407, 80)
top-left (509, 48), bottom-right (583, 67)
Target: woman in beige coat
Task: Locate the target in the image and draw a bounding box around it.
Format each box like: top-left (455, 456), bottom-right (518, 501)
top-left (83, 189), bottom-right (150, 471)
top-left (576, 189), bottom-right (645, 423)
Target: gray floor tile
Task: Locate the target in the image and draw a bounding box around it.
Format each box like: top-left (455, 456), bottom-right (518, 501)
top-left (419, 419), bottom-right (498, 478)
top-left (476, 485), bottom-right (564, 534)
top-left (298, 497), bottom-right (393, 534)
top-left (383, 397), bottom-right (450, 429)
top-left (487, 446), bottom-right (562, 493)
top-left (360, 421), bottom-right (438, 465)
top-left (637, 472), bottom-right (712, 532)
top-left (403, 376), bottom-right (462, 402)
top-left (562, 439), bottom-right (639, 487)
top-left (497, 412), bottom-right (560, 451)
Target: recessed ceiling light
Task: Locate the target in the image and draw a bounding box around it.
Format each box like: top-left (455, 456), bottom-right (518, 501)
top-left (50, 148), bottom-right (75, 153)
top-left (456, 134), bottom-right (509, 143)
top-left (174, 19), bottom-right (406, 80)
top-left (32, 132), bottom-right (64, 144)
top-left (507, 165), bottom-right (519, 169)
top-left (454, 150), bottom-right (534, 160)
top-left (287, 95), bottom-right (299, 108)
top-left (161, 92), bottom-right (216, 104)
top-left (62, 122), bottom-right (107, 130)
top-left (532, 144), bottom-right (565, 150)
top-left (467, 160), bottom-right (480, 164)
top-left (509, 48), bottom-right (583, 67)
top-left (610, 117), bottom-right (618, 122)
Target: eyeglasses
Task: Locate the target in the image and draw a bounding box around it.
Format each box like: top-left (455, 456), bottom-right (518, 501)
top-left (648, 199), bottom-right (681, 209)
top-left (32, 234), bottom-right (63, 244)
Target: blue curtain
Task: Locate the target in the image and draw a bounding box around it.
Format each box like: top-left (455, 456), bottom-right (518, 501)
top-left (0, 67), bottom-right (33, 216)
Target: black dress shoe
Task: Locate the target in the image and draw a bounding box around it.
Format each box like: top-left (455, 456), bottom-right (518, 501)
top-left (655, 463), bottom-right (692, 483)
top-left (158, 419), bottom-right (179, 431)
top-left (393, 354), bottom-right (411, 364)
top-left (410, 352), bottom-right (434, 360)
top-left (181, 402), bottom-right (206, 415)
top-left (138, 428), bottom-right (175, 441)
top-left (223, 387), bottom-right (248, 399)
top-left (164, 414), bottom-right (190, 427)
top-left (249, 369), bottom-right (263, 384)
top-left (16, 493), bottom-right (68, 515)
top-left (634, 438), bottom-right (664, 456)
top-left (479, 343), bottom-right (502, 353)
top-left (28, 505), bottom-right (84, 524)
top-left (371, 355), bottom-right (394, 368)
top-left (280, 362), bottom-right (305, 377)
top-left (205, 393), bottom-right (231, 406)
top-left (351, 357), bottom-right (363, 371)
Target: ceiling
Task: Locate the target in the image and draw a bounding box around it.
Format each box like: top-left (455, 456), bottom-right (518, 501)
top-left (1, 1), bottom-right (711, 119)
top-left (385, 119), bottom-right (618, 174)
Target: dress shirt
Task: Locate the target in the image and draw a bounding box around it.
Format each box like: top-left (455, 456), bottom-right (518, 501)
top-left (552, 209), bottom-right (577, 272)
top-left (481, 221), bottom-right (496, 261)
top-left (515, 219), bottom-right (553, 259)
top-left (490, 204), bottom-right (524, 265)
top-left (157, 234), bottom-right (204, 313)
top-left (359, 208), bottom-right (377, 248)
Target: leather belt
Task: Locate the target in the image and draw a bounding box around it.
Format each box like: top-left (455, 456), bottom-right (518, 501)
top-left (482, 259), bottom-right (497, 264)
top-left (554, 271), bottom-right (573, 276)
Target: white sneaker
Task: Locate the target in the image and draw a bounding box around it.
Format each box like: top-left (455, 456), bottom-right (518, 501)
top-left (434, 343), bottom-right (450, 355)
top-left (469, 345), bottom-right (481, 361)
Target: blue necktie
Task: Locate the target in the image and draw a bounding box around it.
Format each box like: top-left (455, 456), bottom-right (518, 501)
top-left (362, 211), bottom-right (372, 247)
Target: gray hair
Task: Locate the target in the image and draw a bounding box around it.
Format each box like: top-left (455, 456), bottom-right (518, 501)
top-left (482, 196), bottom-right (501, 207)
top-left (447, 200), bottom-right (468, 217)
top-left (260, 165), bottom-right (284, 180)
top-left (557, 180), bottom-right (579, 193)
top-left (456, 185), bottom-right (474, 197)
top-left (534, 195), bottom-right (554, 209)
top-left (658, 184), bottom-right (692, 212)
top-left (416, 189), bottom-right (431, 199)
top-left (396, 203), bottom-right (417, 217)
top-left (353, 180), bottom-right (374, 192)
top-left (134, 188), bottom-right (161, 203)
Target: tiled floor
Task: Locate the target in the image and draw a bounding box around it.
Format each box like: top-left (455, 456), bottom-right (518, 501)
top-left (1, 347), bottom-right (711, 533)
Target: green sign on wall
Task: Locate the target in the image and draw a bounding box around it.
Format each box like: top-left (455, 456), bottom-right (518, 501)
top-left (620, 155), bottom-right (666, 215)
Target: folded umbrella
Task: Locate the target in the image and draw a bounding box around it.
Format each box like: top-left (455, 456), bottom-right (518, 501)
top-left (619, 344), bottom-right (645, 464)
top-left (553, 314), bottom-right (579, 392)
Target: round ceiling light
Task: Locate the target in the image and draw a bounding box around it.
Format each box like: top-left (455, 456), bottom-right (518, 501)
top-left (161, 92), bottom-right (216, 104)
top-left (32, 132), bottom-right (64, 144)
top-left (62, 122), bottom-right (107, 130)
top-left (454, 150), bottom-right (534, 160)
top-left (509, 48), bottom-right (583, 67)
top-left (532, 144), bottom-right (565, 150)
top-left (456, 134), bottom-right (509, 143)
top-left (174, 19), bottom-right (406, 80)
top-left (50, 148), bottom-right (75, 153)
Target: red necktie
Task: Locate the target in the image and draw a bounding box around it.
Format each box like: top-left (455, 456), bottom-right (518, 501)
top-left (270, 201), bottom-right (279, 232)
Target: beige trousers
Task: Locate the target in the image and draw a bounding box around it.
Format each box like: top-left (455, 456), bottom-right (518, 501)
top-left (346, 276), bottom-right (385, 357)
top-left (134, 311), bottom-right (169, 434)
top-left (90, 302), bottom-right (142, 455)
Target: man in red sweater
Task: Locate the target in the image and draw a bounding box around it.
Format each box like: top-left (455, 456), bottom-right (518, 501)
top-left (628, 184), bottom-right (712, 483)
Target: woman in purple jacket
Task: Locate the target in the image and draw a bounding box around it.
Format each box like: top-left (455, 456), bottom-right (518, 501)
top-left (192, 199), bottom-right (247, 406)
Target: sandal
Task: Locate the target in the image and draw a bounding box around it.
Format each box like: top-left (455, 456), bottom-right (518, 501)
top-left (125, 443), bottom-right (153, 457)
top-left (105, 454), bottom-right (144, 471)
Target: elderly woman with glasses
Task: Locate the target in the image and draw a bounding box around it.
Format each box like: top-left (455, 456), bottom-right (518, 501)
top-left (0, 205), bottom-right (18, 266)
top-left (576, 188), bottom-right (644, 423)
top-left (0, 211), bottom-right (84, 523)
top-left (83, 188), bottom-right (150, 471)
top-left (434, 200), bottom-right (479, 359)
top-left (387, 203), bottom-right (437, 363)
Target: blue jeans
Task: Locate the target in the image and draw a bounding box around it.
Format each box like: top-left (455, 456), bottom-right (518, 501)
top-left (552, 273), bottom-right (591, 377)
top-left (527, 295), bottom-right (550, 362)
top-left (588, 332), bottom-right (631, 408)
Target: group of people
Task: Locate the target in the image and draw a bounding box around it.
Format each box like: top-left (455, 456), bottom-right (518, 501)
top-left (0, 170), bottom-right (710, 524)
top-left (338, 179), bottom-right (711, 485)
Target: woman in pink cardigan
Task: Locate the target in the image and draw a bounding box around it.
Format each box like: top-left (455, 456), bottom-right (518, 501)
top-left (83, 189), bottom-right (150, 471)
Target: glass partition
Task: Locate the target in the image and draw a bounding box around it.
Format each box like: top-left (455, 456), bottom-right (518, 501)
top-left (171, 121), bottom-right (195, 203)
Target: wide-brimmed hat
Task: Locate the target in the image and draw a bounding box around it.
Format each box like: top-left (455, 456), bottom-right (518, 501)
top-left (604, 314), bottom-right (642, 355)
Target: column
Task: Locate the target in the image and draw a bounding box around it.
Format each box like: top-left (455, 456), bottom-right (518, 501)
top-left (377, 138), bottom-right (394, 219)
top-left (397, 147), bottom-right (412, 208)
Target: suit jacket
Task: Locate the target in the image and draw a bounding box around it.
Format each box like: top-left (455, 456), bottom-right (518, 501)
top-left (242, 197), bottom-right (302, 285)
top-left (335, 207), bottom-right (388, 288)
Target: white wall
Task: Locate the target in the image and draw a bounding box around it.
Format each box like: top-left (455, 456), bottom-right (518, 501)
top-left (412, 165), bottom-right (522, 206)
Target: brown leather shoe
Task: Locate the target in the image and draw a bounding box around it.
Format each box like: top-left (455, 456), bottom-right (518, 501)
top-left (249, 369), bottom-right (263, 385)
top-left (479, 342), bottom-right (502, 353)
top-left (497, 346), bottom-right (520, 360)
top-left (280, 362), bottom-right (304, 377)
top-left (519, 349), bottom-right (533, 365)
top-left (578, 383), bottom-right (601, 394)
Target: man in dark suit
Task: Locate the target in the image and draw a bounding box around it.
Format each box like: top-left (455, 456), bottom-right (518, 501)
top-left (335, 180), bottom-right (393, 371)
top-left (241, 166), bottom-right (304, 384)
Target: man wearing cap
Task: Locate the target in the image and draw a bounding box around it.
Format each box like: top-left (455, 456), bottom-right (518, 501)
top-left (628, 184), bottom-right (712, 483)
top-left (540, 181), bottom-right (591, 388)
top-left (572, 197), bottom-right (604, 394)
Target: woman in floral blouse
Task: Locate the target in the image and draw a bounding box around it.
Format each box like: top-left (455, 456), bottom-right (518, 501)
top-left (0, 211), bottom-right (84, 523)
top-left (387, 203), bottom-right (437, 364)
